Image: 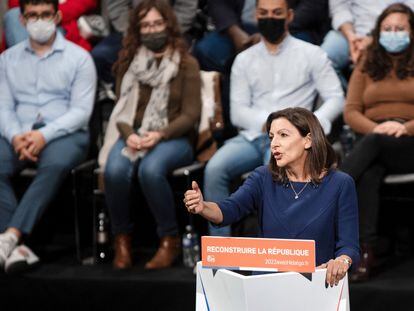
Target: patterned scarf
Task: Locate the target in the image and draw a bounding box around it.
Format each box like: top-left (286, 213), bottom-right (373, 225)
top-left (98, 46), bottom-right (180, 168)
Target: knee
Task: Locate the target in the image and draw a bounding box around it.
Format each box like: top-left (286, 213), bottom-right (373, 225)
top-left (204, 157), bottom-right (229, 185)
top-left (39, 161), bottom-right (72, 178)
top-left (104, 159), bottom-right (129, 184)
top-left (91, 44), bottom-right (110, 63)
top-left (361, 133), bottom-right (382, 149)
top-left (321, 31), bottom-right (349, 67)
top-left (4, 8), bottom-right (20, 25)
top-left (138, 163), bottom-right (166, 185)
top-left (193, 38), bottom-right (210, 59)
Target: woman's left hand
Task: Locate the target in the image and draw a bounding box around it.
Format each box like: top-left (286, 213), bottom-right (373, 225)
top-left (317, 256), bottom-right (351, 287)
top-left (373, 121), bottom-right (407, 137)
top-left (140, 131), bottom-right (163, 149)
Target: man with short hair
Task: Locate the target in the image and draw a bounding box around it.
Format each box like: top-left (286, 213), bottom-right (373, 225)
top-left (0, 0), bottom-right (96, 273)
top-left (194, 0), bottom-right (330, 73)
top-left (204, 0), bottom-right (344, 236)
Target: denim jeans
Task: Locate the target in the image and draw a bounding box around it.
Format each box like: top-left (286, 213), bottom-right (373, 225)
top-left (104, 138), bottom-right (193, 237)
top-left (321, 30), bottom-right (350, 88)
top-left (0, 131), bottom-right (89, 234)
top-left (4, 8), bottom-right (28, 47)
top-left (192, 23), bottom-right (258, 73)
top-left (91, 32), bottom-right (123, 83)
top-left (204, 134), bottom-right (270, 236)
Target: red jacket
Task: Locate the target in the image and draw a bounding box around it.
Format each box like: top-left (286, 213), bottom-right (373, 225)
top-left (7, 0), bottom-right (97, 50)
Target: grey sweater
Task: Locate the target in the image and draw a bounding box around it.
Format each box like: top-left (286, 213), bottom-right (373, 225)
top-left (103, 0), bottom-right (198, 35)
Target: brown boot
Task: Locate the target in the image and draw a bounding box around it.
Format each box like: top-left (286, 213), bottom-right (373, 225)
top-left (113, 233), bottom-right (132, 270)
top-left (145, 236), bottom-right (181, 270)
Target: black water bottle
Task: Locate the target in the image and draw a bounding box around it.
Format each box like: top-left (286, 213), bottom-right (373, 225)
top-left (95, 205), bottom-right (110, 263)
top-left (340, 125), bottom-right (356, 157)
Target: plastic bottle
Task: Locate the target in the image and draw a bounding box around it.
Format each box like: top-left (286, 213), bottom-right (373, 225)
top-left (340, 125), bottom-right (356, 157)
top-left (182, 225), bottom-right (200, 268)
top-left (95, 206), bottom-right (110, 263)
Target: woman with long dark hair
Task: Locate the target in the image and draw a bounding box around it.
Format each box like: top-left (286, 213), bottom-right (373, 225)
top-left (98, 0), bottom-right (201, 270)
top-left (184, 108), bottom-right (360, 286)
top-left (341, 3), bottom-right (414, 282)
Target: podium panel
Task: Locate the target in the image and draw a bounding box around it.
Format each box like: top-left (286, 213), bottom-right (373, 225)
top-left (196, 262), bottom-right (349, 311)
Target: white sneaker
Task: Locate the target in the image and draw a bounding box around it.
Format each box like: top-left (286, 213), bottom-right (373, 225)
top-left (0, 232), bottom-right (18, 268)
top-left (5, 244), bottom-right (39, 274)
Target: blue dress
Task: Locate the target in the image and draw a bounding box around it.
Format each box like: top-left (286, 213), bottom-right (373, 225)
top-left (217, 166), bottom-right (360, 266)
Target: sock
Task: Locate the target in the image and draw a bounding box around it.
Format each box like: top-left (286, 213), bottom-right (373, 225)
top-left (0, 232), bottom-right (19, 250)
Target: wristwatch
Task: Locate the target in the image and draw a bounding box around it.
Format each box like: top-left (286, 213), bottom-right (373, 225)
top-left (337, 257), bottom-right (352, 267)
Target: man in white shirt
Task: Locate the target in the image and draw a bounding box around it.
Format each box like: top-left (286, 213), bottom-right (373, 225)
top-left (205, 0), bottom-right (344, 236)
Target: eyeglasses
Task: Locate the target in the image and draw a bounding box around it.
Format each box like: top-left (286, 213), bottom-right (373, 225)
top-left (24, 11), bottom-right (56, 23)
top-left (140, 19), bottom-right (166, 32)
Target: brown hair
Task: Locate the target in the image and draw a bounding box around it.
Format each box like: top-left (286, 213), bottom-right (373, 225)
top-left (363, 3), bottom-right (414, 81)
top-left (113, 0), bottom-right (187, 77)
top-left (266, 107), bottom-right (337, 183)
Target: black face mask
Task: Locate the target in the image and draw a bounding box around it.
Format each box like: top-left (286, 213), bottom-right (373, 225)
top-left (141, 30), bottom-right (168, 52)
top-left (257, 18), bottom-right (286, 44)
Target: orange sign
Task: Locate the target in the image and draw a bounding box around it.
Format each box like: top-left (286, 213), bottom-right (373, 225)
top-left (202, 236), bottom-right (315, 273)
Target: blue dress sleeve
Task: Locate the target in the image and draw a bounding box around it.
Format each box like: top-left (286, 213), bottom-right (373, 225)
top-left (215, 167), bottom-right (265, 227)
top-left (334, 174), bottom-right (361, 266)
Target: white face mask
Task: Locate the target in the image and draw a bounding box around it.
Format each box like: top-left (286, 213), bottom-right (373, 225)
top-left (26, 19), bottom-right (56, 43)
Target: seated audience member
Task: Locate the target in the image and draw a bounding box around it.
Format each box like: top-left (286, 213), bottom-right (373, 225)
top-left (0, 0), bottom-right (96, 272)
top-left (322, 0), bottom-right (414, 87)
top-left (92, 0), bottom-right (198, 88)
top-left (4, 0), bottom-right (97, 50)
top-left (204, 0), bottom-right (344, 237)
top-left (193, 0), bottom-right (330, 73)
top-left (98, 0), bottom-right (201, 270)
top-left (185, 107), bottom-right (360, 286)
top-left (341, 3), bottom-right (414, 282)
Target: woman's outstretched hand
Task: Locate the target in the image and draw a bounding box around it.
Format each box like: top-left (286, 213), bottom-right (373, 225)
top-left (183, 181), bottom-right (204, 214)
top-left (317, 255), bottom-right (352, 287)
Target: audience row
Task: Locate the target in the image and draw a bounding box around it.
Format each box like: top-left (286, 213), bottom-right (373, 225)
top-left (1, 0), bottom-right (414, 285)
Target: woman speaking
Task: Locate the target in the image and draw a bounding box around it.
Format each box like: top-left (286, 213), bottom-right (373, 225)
top-left (184, 108), bottom-right (360, 286)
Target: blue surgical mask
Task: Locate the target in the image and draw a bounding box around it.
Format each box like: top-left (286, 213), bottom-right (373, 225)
top-left (379, 31), bottom-right (411, 53)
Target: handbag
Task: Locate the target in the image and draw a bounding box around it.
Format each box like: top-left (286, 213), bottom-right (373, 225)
top-left (195, 71), bottom-right (223, 163)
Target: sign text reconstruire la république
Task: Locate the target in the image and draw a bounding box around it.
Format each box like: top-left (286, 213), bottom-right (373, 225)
top-left (202, 236), bottom-right (315, 273)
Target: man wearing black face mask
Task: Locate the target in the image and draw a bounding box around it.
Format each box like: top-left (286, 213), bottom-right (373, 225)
top-left (257, 13), bottom-right (285, 44)
top-left (204, 0), bottom-right (344, 237)
top-left (194, 0), bottom-right (329, 73)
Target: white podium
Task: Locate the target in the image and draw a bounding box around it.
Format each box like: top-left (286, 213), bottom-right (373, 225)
top-left (196, 262), bottom-right (350, 311)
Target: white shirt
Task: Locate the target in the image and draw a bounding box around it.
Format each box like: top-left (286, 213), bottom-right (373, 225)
top-left (230, 35), bottom-right (344, 140)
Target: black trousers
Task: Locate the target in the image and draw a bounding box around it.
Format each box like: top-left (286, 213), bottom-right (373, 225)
top-left (341, 134), bottom-right (414, 244)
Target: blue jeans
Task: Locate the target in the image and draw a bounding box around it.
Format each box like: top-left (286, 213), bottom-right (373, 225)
top-left (91, 32), bottom-right (123, 83)
top-left (193, 23), bottom-right (258, 72)
top-left (104, 138), bottom-right (194, 237)
top-left (0, 131), bottom-right (89, 234)
top-left (193, 31), bottom-right (235, 72)
top-left (321, 30), bottom-right (350, 88)
top-left (204, 134), bottom-right (270, 236)
top-left (4, 8), bottom-right (27, 47)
